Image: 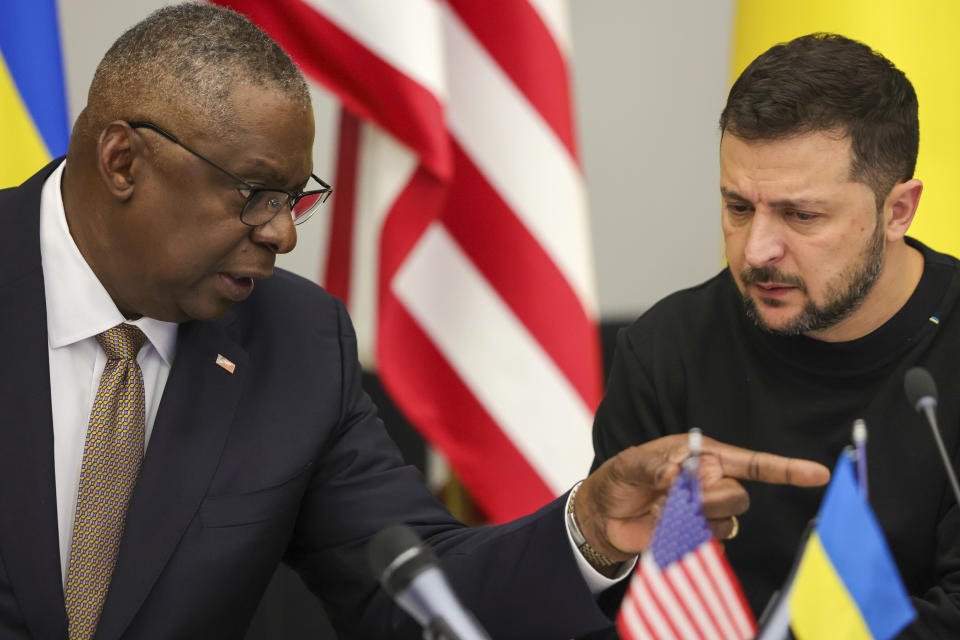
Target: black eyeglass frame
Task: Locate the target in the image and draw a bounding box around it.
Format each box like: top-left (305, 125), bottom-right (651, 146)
top-left (127, 120), bottom-right (332, 227)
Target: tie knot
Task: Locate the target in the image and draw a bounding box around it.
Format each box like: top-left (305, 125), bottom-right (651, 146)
top-left (96, 324), bottom-right (148, 361)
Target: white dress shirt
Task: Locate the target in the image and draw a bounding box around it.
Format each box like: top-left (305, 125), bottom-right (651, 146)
top-left (37, 161), bottom-right (627, 597)
top-left (38, 161), bottom-right (179, 585)
top-left (565, 483), bottom-right (637, 594)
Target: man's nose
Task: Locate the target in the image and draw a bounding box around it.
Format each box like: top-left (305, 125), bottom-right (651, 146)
top-left (252, 209), bottom-right (298, 255)
top-left (743, 209), bottom-right (786, 268)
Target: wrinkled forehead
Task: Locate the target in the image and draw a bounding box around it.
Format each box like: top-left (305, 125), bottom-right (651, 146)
top-left (205, 83), bottom-right (315, 186)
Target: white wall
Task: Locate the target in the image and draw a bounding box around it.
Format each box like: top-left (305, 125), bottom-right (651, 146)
top-left (569, 1), bottom-right (732, 316)
top-left (57, 0), bottom-right (733, 319)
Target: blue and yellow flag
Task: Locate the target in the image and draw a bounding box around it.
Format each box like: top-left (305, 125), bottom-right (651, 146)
top-left (789, 455), bottom-right (915, 639)
top-left (0, 0), bottom-right (69, 188)
top-left (731, 2), bottom-right (960, 259)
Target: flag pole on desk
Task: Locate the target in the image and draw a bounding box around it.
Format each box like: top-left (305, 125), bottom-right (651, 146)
top-left (852, 419), bottom-right (868, 499)
top-left (754, 516), bottom-right (817, 640)
top-left (759, 421), bottom-right (914, 640)
top-left (787, 451), bottom-right (915, 639)
top-left (617, 428), bottom-right (757, 640)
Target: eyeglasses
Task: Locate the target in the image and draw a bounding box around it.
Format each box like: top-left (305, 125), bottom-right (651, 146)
top-left (128, 121), bottom-right (332, 226)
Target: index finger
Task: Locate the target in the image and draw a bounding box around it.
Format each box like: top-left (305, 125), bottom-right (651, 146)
top-left (704, 440), bottom-right (830, 487)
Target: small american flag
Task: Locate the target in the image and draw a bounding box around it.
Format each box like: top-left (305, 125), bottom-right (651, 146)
top-left (617, 462), bottom-right (757, 640)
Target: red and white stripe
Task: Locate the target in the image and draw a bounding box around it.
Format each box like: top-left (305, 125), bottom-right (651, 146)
top-left (215, 0), bottom-right (602, 522)
top-left (618, 539), bottom-right (757, 640)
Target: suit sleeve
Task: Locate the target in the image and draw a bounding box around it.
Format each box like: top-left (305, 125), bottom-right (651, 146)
top-left (283, 298), bottom-right (613, 639)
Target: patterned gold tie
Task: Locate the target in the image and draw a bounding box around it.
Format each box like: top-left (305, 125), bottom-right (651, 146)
top-left (64, 324), bottom-right (148, 640)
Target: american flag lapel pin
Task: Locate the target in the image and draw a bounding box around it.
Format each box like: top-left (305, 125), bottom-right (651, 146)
top-left (216, 354), bottom-right (236, 374)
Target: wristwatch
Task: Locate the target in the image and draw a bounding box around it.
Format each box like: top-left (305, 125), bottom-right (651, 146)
top-left (566, 482), bottom-right (617, 570)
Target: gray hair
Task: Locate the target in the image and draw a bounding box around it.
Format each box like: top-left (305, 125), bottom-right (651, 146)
top-left (78, 2), bottom-right (310, 140)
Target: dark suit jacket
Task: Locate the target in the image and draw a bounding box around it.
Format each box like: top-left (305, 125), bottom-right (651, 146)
top-left (0, 162), bottom-right (613, 639)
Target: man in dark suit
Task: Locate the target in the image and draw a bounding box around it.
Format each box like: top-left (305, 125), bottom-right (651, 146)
top-left (0, 4), bottom-right (829, 638)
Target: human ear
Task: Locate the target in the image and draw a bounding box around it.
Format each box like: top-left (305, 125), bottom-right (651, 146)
top-left (883, 178), bottom-right (923, 241)
top-left (96, 121), bottom-right (141, 202)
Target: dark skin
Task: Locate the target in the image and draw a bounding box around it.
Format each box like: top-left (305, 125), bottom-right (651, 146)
top-left (61, 82), bottom-right (314, 322)
top-left (59, 80), bottom-right (830, 578)
top-left (577, 435), bottom-right (830, 576)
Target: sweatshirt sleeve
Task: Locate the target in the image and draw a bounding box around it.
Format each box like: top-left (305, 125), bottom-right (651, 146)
top-left (590, 324), bottom-right (683, 473)
top-left (898, 487), bottom-right (960, 637)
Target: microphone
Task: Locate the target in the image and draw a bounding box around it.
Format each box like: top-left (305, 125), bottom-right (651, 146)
top-left (904, 367), bottom-right (937, 412)
top-left (367, 524), bottom-right (491, 640)
top-left (904, 367), bottom-right (960, 506)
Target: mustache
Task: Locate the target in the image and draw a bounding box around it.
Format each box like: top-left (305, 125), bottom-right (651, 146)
top-left (740, 266), bottom-right (807, 292)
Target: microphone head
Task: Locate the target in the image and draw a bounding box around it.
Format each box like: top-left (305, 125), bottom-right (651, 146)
top-left (904, 366), bottom-right (938, 412)
top-left (367, 524), bottom-right (439, 595)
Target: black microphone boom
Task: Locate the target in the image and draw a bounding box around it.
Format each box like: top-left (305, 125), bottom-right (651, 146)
top-left (904, 367), bottom-right (938, 411)
top-left (368, 524), bottom-right (491, 640)
top-left (904, 367), bottom-right (960, 507)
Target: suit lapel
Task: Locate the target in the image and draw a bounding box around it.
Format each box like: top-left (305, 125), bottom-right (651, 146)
top-left (0, 167), bottom-right (69, 639)
top-left (94, 319), bottom-right (248, 640)
top-left (1, 163), bottom-right (251, 638)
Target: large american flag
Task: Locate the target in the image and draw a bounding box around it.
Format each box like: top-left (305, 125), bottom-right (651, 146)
top-left (215, 0), bottom-right (603, 522)
top-left (618, 465), bottom-right (757, 640)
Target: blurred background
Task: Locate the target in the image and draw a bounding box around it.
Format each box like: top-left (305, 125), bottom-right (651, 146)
top-left (8, 0), bottom-right (736, 318)
top-left (3, 0), bottom-right (958, 637)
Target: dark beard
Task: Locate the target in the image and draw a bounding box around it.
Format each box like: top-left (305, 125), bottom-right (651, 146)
top-left (741, 221), bottom-right (885, 336)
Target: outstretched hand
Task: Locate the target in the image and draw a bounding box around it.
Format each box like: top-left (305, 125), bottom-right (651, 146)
top-left (574, 434), bottom-right (830, 567)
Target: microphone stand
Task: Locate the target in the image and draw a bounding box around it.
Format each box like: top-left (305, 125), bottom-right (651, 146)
top-left (423, 617), bottom-right (462, 640)
top-left (755, 519), bottom-right (815, 640)
top-left (917, 400), bottom-right (960, 507)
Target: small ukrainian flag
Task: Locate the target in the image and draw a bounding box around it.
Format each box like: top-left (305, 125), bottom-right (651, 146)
top-left (0, 0), bottom-right (69, 188)
top-left (790, 454), bottom-right (916, 640)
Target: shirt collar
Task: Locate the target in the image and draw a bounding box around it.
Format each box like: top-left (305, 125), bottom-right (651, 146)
top-left (39, 160), bottom-right (178, 364)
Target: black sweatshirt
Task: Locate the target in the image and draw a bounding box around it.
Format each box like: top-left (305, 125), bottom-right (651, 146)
top-left (591, 238), bottom-right (960, 637)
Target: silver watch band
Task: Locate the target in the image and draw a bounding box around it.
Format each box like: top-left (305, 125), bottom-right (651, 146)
top-left (566, 482), bottom-right (616, 569)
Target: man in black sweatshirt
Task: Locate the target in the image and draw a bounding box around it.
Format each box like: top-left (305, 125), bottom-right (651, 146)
top-left (586, 33), bottom-right (960, 637)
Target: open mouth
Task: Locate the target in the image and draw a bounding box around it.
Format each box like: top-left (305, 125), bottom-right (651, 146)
top-left (756, 283), bottom-right (795, 293)
top-left (224, 273), bottom-right (253, 287)
top-left (752, 283), bottom-right (799, 303)
top-left (217, 272), bottom-right (255, 301)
